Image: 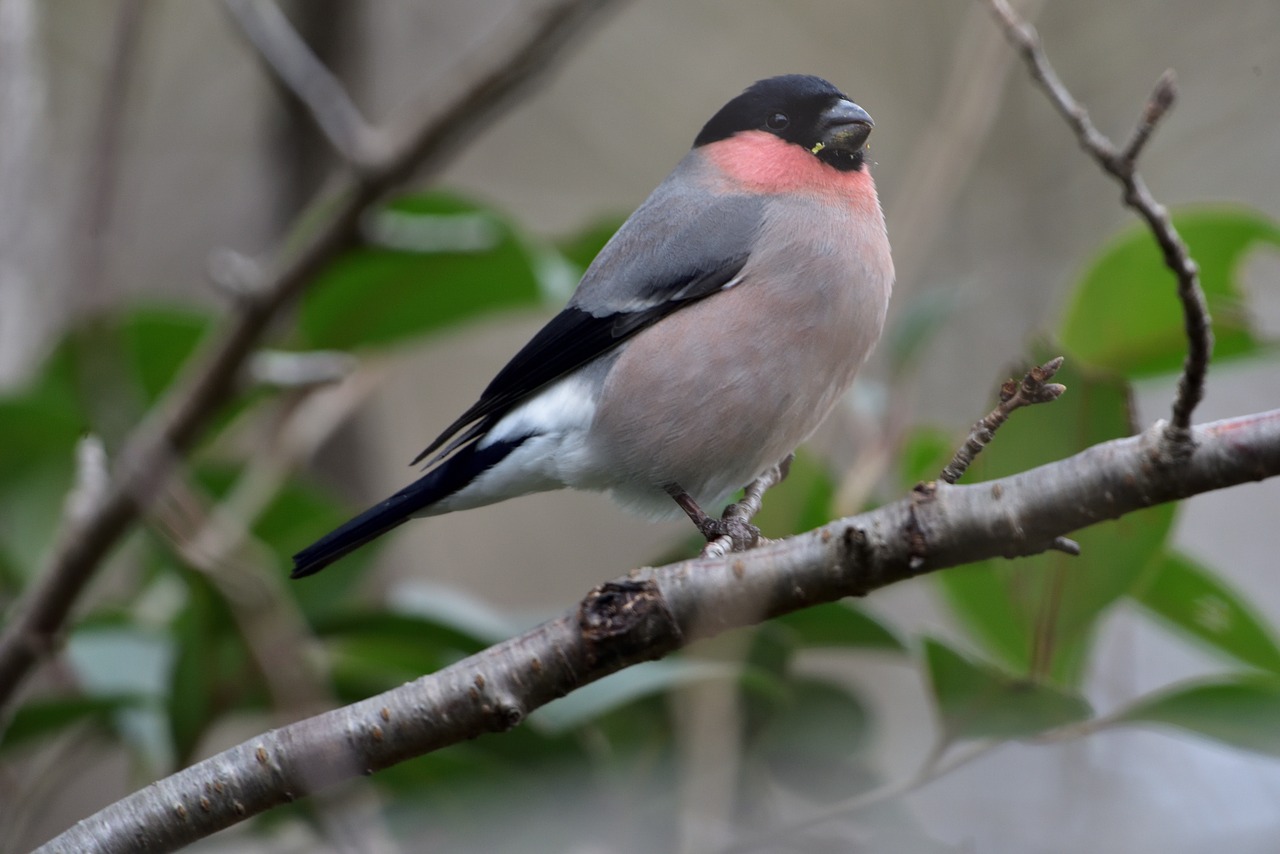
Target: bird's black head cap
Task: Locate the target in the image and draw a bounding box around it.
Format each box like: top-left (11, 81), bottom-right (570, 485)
top-left (694, 74), bottom-right (871, 172)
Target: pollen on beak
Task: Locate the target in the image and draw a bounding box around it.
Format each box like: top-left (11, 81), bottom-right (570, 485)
top-left (819, 100), bottom-right (874, 153)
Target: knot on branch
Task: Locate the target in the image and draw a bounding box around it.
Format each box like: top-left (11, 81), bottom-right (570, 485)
top-left (488, 701), bottom-right (524, 732)
top-left (904, 482), bottom-right (936, 572)
top-left (1152, 419), bottom-right (1198, 466)
top-left (578, 579), bottom-right (680, 668)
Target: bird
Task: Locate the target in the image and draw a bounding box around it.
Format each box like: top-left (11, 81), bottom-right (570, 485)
top-left (292, 74), bottom-right (893, 579)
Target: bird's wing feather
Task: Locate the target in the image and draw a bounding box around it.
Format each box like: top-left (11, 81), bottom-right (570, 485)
top-left (412, 175), bottom-right (764, 466)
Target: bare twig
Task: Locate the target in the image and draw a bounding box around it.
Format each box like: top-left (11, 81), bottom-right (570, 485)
top-left (1118, 69), bottom-right (1178, 167)
top-left (36, 410), bottom-right (1280, 853)
top-left (222, 0), bottom-right (381, 167)
top-left (720, 739), bottom-right (1001, 853)
top-left (940, 357), bottom-right (1066, 484)
top-left (1049, 535), bottom-right (1080, 555)
top-left (983, 0), bottom-right (1212, 447)
top-left (0, 0), bottom-right (625, 715)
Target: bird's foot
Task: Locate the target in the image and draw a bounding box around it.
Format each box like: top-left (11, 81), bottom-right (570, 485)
top-left (696, 512), bottom-right (762, 552)
top-left (665, 484), bottom-right (765, 556)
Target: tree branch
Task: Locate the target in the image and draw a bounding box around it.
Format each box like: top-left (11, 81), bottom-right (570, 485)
top-left (222, 0), bottom-right (380, 167)
top-left (0, 0), bottom-right (625, 716)
top-left (983, 0), bottom-right (1212, 447)
top-left (36, 410), bottom-right (1280, 853)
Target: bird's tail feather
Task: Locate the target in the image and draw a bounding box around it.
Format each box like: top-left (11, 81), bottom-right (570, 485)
top-left (291, 436), bottom-right (527, 579)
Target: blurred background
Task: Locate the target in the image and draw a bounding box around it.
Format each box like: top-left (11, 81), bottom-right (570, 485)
top-left (2, 0), bottom-right (1280, 851)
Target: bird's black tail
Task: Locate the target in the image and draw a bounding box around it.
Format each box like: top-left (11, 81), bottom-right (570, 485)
top-left (291, 437), bottom-right (527, 579)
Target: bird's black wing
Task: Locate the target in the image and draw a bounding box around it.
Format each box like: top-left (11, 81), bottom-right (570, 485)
top-left (412, 182), bottom-right (764, 466)
top-left (412, 258), bottom-right (748, 465)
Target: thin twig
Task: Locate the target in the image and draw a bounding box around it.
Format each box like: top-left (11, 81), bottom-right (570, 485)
top-left (36, 410), bottom-right (1280, 852)
top-left (1119, 69), bottom-right (1177, 167)
top-left (983, 0), bottom-right (1212, 448)
top-left (939, 357), bottom-right (1066, 484)
top-left (222, 0), bottom-right (381, 167)
top-left (0, 0), bottom-right (625, 716)
top-left (1049, 536), bottom-right (1080, 555)
top-left (720, 739), bottom-right (1002, 853)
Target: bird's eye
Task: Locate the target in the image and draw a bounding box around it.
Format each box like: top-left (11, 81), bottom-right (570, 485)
top-left (765, 112), bottom-right (790, 130)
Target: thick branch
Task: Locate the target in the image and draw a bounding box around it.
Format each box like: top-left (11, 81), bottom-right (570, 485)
top-left (983, 0), bottom-right (1212, 444)
top-left (0, 0), bottom-right (624, 714)
top-left (37, 409), bottom-right (1280, 853)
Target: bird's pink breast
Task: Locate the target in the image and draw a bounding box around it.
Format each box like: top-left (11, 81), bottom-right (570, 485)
top-left (703, 130), bottom-right (880, 213)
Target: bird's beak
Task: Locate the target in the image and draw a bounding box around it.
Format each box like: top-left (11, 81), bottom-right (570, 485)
top-left (815, 99), bottom-right (874, 155)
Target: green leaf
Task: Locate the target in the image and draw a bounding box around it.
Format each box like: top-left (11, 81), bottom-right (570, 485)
top-left (319, 610), bottom-right (494, 702)
top-left (1133, 551), bottom-right (1280, 674)
top-left (532, 660), bottom-right (736, 734)
top-left (298, 192), bottom-right (547, 350)
top-left (934, 353), bottom-right (1175, 686)
top-left (1, 694), bottom-right (148, 751)
top-left (771, 601), bottom-right (905, 652)
top-left (0, 384), bottom-right (84, 483)
top-left (1, 465), bottom-right (86, 583)
top-left (186, 463), bottom-right (375, 621)
top-left (898, 427), bottom-right (956, 487)
top-left (0, 545), bottom-right (20, 596)
top-left (923, 638), bottom-right (1091, 743)
top-left (250, 475), bottom-right (372, 622)
top-left (67, 624), bottom-right (176, 768)
top-left (1114, 675), bottom-right (1280, 757)
top-left (167, 572), bottom-right (261, 765)
top-left (0, 361), bottom-right (87, 577)
top-left (382, 581), bottom-right (520, 645)
top-left (119, 307), bottom-right (213, 404)
top-left (886, 289), bottom-right (961, 378)
top-left (1060, 206), bottom-right (1279, 377)
top-left (750, 678), bottom-right (876, 801)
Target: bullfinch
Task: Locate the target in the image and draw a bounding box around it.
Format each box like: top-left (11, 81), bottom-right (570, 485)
top-left (292, 74), bottom-right (893, 579)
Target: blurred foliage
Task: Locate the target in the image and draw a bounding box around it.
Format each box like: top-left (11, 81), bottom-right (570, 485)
top-left (922, 353), bottom-right (1178, 687)
top-left (298, 193), bottom-right (549, 351)
top-left (1, 196), bottom-right (1279, 850)
top-left (1112, 674), bottom-right (1280, 757)
top-left (1061, 206), bottom-right (1278, 375)
top-left (923, 638), bottom-right (1091, 743)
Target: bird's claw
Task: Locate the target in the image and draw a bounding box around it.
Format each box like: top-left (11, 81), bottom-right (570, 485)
top-left (699, 513), bottom-right (761, 552)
